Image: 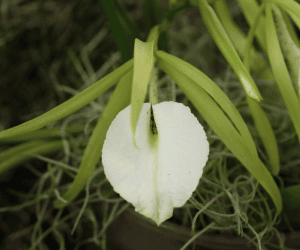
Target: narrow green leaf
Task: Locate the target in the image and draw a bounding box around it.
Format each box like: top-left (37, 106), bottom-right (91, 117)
top-left (271, 0), bottom-right (300, 30)
top-left (214, 0), bottom-right (273, 80)
top-left (246, 97), bottom-right (280, 175)
top-left (281, 184), bottom-right (300, 211)
top-left (155, 51), bottom-right (258, 160)
top-left (273, 5), bottom-right (300, 96)
top-left (146, 25), bottom-right (159, 52)
top-left (131, 39), bottom-right (154, 147)
top-left (0, 140), bottom-right (63, 176)
top-left (157, 61), bottom-right (282, 214)
top-left (53, 70), bottom-right (133, 208)
top-left (242, 2), bottom-right (266, 71)
top-left (0, 141), bottom-right (41, 164)
top-left (142, 0), bottom-right (164, 26)
top-left (197, 0), bottom-right (263, 102)
top-left (241, 1), bottom-right (280, 176)
top-left (0, 59), bottom-right (133, 139)
top-left (280, 9), bottom-right (300, 49)
top-left (236, 0), bottom-right (267, 52)
top-left (100, 0), bottom-right (139, 62)
top-left (0, 125), bottom-right (86, 144)
top-left (266, 3), bottom-right (300, 142)
top-left (164, 0), bottom-right (191, 26)
top-left (280, 184), bottom-right (300, 224)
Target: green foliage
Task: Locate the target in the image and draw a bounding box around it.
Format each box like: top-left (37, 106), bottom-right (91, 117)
top-left (100, 0), bottom-right (139, 62)
top-left (1, 0), bottom-right (300, 249)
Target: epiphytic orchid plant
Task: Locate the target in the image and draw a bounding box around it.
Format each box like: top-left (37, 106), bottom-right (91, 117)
top-left (1, 0), bottom-right (300, 238)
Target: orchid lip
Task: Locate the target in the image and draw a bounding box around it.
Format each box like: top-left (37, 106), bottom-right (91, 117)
top-left (102, 101), bottom-right (209, 226)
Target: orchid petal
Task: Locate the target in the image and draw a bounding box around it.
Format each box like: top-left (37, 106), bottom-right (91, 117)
top-left (102, 101), bottom-right (209, 226)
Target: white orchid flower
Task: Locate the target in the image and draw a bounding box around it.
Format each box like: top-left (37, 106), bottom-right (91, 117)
top-left (102, 101), bottom-right (209, 226)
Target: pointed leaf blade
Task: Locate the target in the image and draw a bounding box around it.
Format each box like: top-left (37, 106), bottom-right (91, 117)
top-left (157, 59), bottom-right (282, 214)
top-left (266, 3), bottom-right (300, 142)
top-left (197, 0), bottom-right (262, 101)
top-left (0, 59), bottom-right (133, 139)
top-left (53, 70), bottom-right (133, 208)
top-left (131, 39), bottom-right (154, 146)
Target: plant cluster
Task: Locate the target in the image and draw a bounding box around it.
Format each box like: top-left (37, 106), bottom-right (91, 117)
top-left (1, 0), bottom-right (300, 249)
